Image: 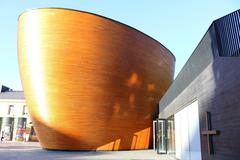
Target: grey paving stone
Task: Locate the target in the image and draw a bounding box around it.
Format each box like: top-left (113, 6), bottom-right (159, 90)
top-left (0, 142), bottom-right (176, 160)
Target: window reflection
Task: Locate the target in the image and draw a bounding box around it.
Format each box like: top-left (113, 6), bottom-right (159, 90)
top-left (167, 116), bottom-right (175, 154)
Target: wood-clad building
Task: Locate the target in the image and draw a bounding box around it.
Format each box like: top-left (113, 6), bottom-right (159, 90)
top-left (18, 8), bottom-right (175, 150)
top-left (156, 10), bottom-right (240, 160)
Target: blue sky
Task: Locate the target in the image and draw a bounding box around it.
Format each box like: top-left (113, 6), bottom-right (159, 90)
top-left (0, 1), bottom-right (239, 90)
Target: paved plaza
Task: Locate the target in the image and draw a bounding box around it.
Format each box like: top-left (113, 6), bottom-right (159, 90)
top-left (0, 142), bottom-right (176, 160)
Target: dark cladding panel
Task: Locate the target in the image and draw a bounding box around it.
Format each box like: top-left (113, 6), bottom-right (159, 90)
top-left (159, 24), bottom-right (219, 112)
top-left (214, 10), bottom-right (240, 57)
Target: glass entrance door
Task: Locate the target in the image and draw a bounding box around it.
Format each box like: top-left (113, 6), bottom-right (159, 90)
top-left (167, 116), bottom-right (175, 154)
top-left (156, 119), bottom-right (167, 154)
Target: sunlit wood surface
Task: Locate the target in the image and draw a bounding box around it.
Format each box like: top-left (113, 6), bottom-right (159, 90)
top-left (18, 8), bottom-right (175, 150)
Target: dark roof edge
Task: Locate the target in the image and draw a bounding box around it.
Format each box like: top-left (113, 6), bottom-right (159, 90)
top-left (173, 9), bottom-right (239, 81)
top-left (18, 7), bottom-right (175, 61)
top-left (212, 9), bottom-right (240, 23)
top-left (172, 23), bottom-right (215, 82)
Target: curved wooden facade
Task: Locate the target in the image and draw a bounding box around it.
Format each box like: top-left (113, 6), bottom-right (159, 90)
top-left (18, 8), bottom-right (175, 150)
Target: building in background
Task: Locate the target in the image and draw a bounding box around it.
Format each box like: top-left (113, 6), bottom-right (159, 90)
top-left (155, 10), bottom-right (240, 160)
top-left (0, 85), bottom-right (37, 142)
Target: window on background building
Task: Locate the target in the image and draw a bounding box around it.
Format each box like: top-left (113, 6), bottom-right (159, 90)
top-left (22, 105), bottom-right (28, 115)
top-left (8, 105), bottom-right (14, 115)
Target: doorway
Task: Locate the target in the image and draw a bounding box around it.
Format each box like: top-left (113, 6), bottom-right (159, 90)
top-left (1, 117), bottom-right (14, 141)
top-left (174, 101), bottom-right (202, 160)
top-left (154, 117), bottom-right (176, 154)
top-left (155, 119), bottom-right (167, 154)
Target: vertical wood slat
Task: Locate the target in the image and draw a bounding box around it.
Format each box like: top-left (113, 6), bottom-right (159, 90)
top-left (18, 8), bottom-right (175, 150)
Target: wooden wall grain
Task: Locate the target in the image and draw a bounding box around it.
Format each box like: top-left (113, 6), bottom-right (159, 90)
top-left (18, 8), bottom-right (175, 150)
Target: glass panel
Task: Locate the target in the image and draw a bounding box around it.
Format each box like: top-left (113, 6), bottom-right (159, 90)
top-left (15, 118), bottom-right (27, 141)
top-left (0, 118), bottom-right (2, 132)
top-left (1, 117), bottom-right (14, 141)
top-left (153, 120), bottom-right (157, 151)
top-left (8, 105), bottom-right (14, 115)
top-left (167, 116), bottom-right (175, 154)
top-left (156, 119), bottom-right (167, 154)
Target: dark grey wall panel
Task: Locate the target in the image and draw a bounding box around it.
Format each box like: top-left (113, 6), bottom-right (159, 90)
top-left (159, 58), bottom-right (240, 160)
top-left (159, 24), bottom-right (220, 112)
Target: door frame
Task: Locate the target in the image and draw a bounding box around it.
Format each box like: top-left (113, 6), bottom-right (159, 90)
top-left (155, 118), bottom-right (167, 154)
